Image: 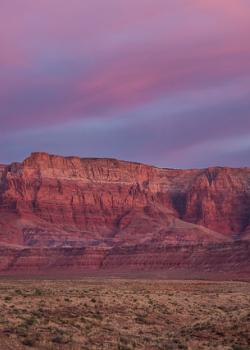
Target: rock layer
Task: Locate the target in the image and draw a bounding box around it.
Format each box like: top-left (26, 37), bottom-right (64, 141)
top-left (0, 152), bottom-right (249, 274)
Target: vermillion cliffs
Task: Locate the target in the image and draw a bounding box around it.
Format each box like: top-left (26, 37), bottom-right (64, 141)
top-left (0, 152), bottom-right (249, 275)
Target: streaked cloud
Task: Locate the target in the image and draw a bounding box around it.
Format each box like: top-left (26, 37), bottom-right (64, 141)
top-left (0, 0), bottom-right (249, 167)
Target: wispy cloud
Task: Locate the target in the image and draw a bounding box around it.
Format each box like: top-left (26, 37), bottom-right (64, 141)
top-left (0, 0), bottom-right (249, 167)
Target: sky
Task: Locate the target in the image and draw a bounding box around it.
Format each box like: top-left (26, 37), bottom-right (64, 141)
top-left (0, 0), bottom-right (250, 168)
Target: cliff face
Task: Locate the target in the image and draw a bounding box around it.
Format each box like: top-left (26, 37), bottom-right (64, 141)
top-left (0, 152), bottom-right (249, 274)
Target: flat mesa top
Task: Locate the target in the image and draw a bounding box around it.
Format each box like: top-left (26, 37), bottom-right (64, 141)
top-left (9, 152), bottom-right (249, 172)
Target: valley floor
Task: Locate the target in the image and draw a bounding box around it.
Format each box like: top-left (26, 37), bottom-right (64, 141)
top-left (0, 278), bottom-right (249, 350)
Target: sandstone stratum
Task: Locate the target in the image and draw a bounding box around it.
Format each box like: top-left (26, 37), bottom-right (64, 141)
top-left (0, 152), bottom-right (249, 275)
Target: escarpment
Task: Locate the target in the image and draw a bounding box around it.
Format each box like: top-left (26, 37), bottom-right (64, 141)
top-left (0, 152), bottom-right (249, 275)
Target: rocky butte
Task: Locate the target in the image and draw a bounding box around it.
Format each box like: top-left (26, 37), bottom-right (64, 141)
top-left (0, 152), bottom-right (249, 276)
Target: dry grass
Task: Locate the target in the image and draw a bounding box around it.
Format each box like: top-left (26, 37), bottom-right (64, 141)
top-left (0, 278), bottom-right (249, 349)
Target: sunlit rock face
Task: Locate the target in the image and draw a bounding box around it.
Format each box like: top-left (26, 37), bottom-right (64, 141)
top-left (0, 152), bottom-right (249, 274)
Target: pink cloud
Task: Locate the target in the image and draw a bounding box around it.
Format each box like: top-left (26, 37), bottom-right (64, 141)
top-left (1, 33), bottom-right (250, 133)
top-left (72, 37), bottom-right (250, 113)
top-left (0, 0), bottom-right (250, 135)
top-left (195, 0), bottom-right (250, 17)
top-left (1, 0), bottom-right (249, 69)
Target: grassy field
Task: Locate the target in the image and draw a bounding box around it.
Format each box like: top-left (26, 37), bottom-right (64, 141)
top-left (0, 278), bottom-right (249, 349)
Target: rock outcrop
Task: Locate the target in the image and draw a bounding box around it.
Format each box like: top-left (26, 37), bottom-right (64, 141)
top-left (0, 152), bottom-right (249, 275)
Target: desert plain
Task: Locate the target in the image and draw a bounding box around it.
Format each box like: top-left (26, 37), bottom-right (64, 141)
top-left (0, 277), bottom-right (249, 350)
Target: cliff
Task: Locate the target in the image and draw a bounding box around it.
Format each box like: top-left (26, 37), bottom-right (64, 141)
top-left (0, 152), bottom-right (249, 275)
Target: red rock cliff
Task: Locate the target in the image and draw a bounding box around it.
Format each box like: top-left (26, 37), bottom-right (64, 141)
top-left (0, 152), bottom-right (249, 274)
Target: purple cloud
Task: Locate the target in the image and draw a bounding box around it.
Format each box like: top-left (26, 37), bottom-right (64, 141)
top-left (0, 0), bottom-right (250, 167)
